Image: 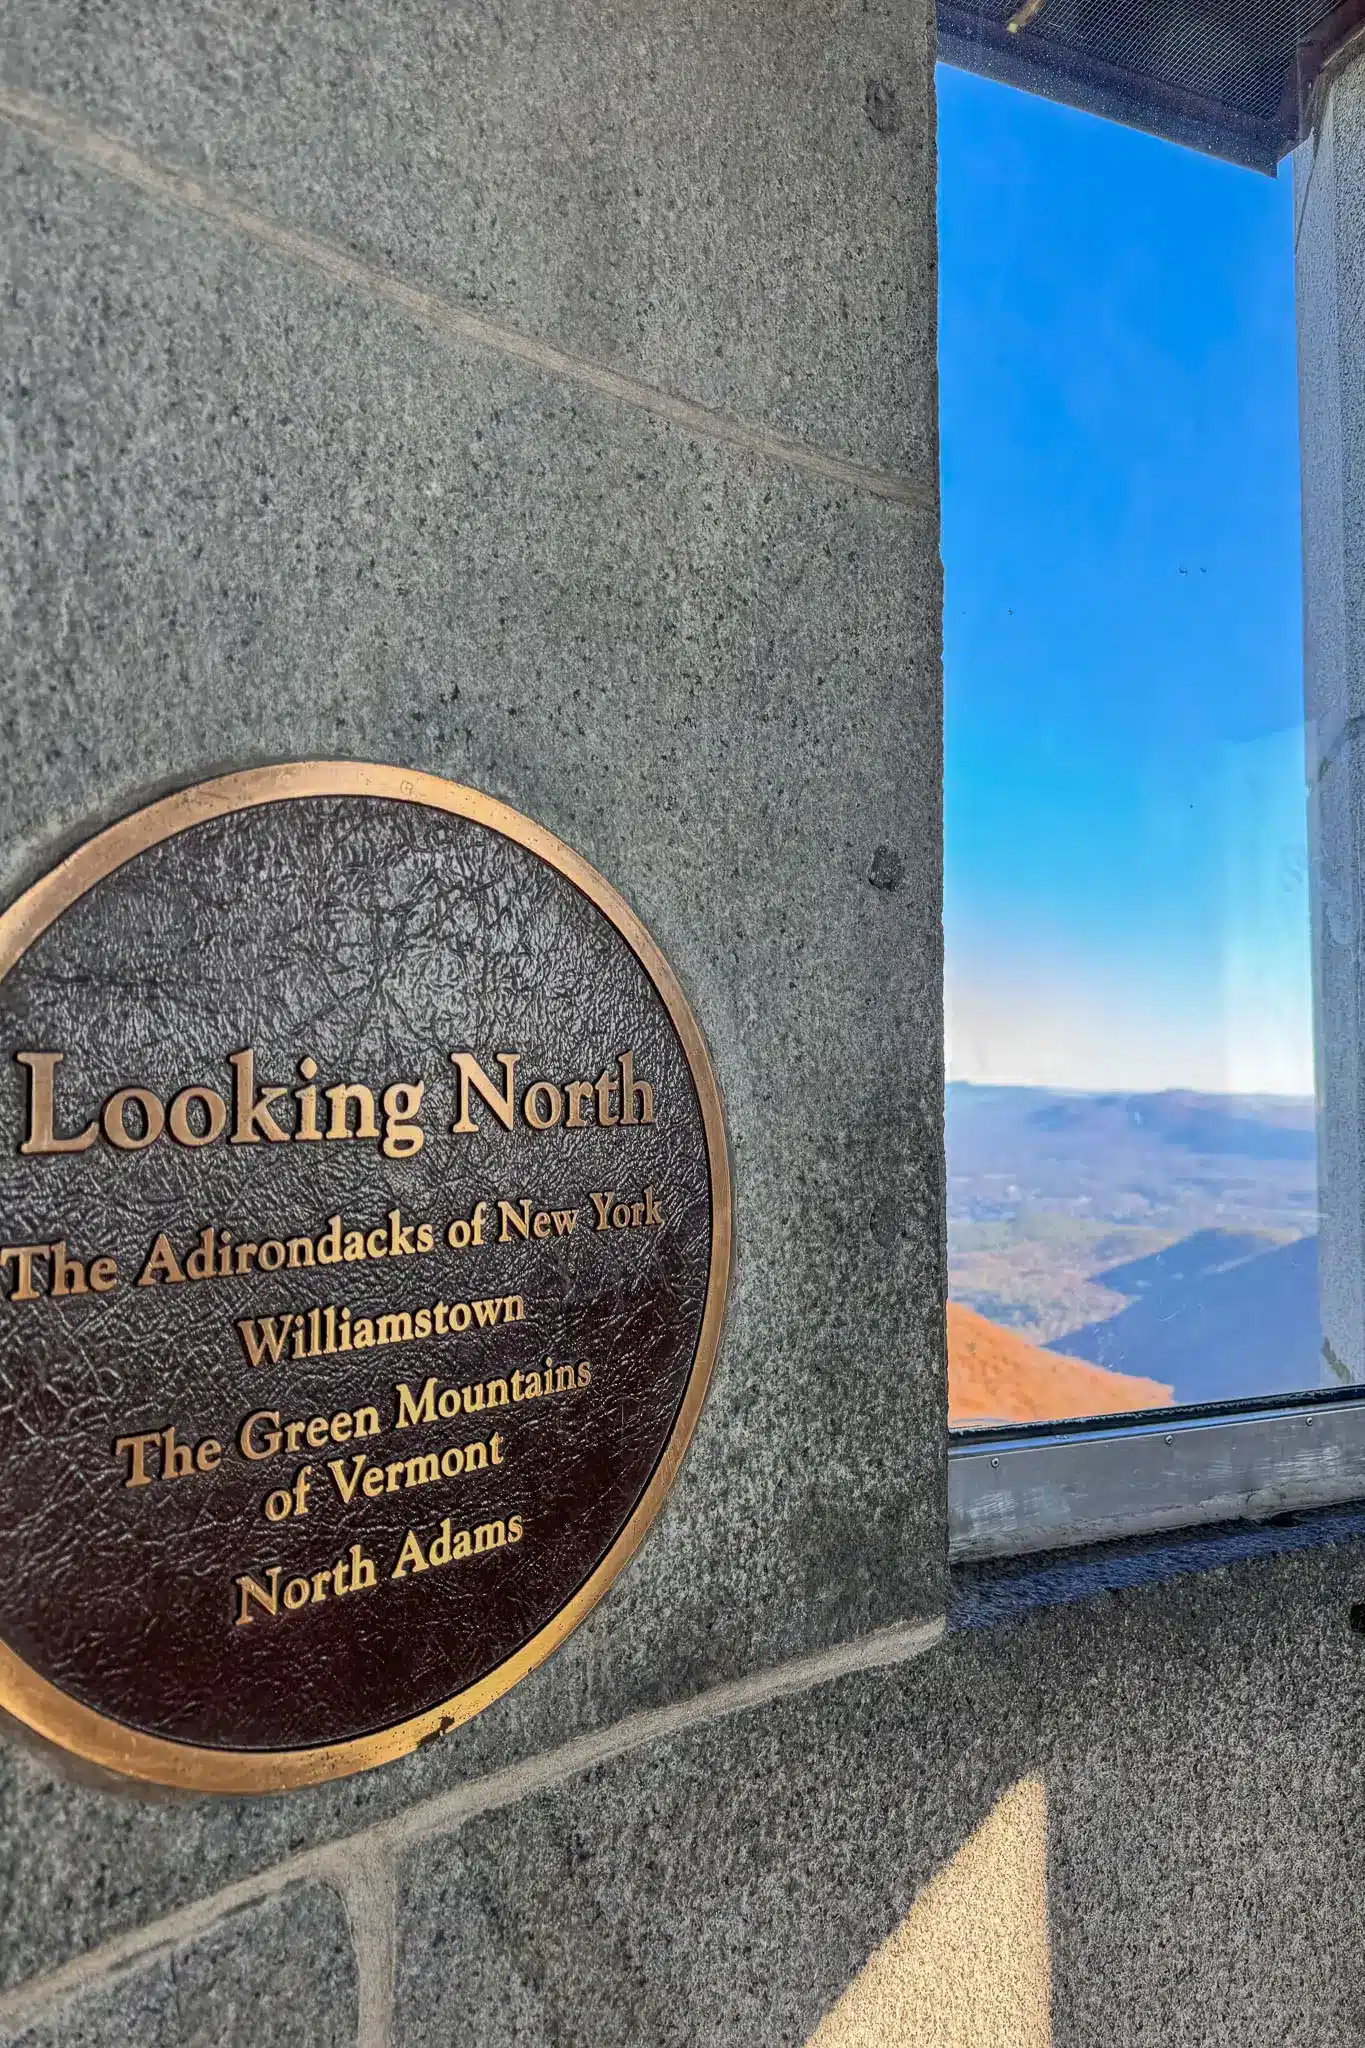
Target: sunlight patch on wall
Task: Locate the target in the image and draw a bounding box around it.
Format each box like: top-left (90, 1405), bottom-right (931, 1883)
top-left (804, 1774), bottom-right (1050, 2048)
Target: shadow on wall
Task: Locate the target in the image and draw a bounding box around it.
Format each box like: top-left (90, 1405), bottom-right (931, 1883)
top-left (805, 1777), bottom-right (1051, 2048)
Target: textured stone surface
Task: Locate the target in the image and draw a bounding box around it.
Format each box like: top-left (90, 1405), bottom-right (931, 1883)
top-left (1, 0), bottom-right (937, 478)
top-left (392, 1539), bottom-right (1365, 2048)
top-left (1296, 53), bottom-right (1365, 1384)
top-left (2, 1885), bottom-right (357, 2047)
top-left (0, 0), bottom-right (942, 1984)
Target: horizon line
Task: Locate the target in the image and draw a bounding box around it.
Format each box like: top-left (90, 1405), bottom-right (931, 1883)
top-left (945, 1078), bottom-right (1317, 1103)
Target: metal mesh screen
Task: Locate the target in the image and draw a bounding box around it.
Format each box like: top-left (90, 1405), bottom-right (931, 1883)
top-left (937, 0), bottom-right (1365, 171)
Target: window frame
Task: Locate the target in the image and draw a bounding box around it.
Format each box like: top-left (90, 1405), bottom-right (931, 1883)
top-left (935, 43), bottom-right (1349, 1567)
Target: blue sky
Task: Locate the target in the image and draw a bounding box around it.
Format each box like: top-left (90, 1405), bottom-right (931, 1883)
top-left (939, 67), bottom-right (1310, 1094)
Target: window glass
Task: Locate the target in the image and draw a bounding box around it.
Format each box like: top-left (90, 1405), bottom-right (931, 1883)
top-left (938, 68), bottom-right (1316, 1428)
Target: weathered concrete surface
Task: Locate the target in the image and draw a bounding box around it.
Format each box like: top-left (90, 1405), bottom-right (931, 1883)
top-left (1, 1886), bottom-right (357, 2048)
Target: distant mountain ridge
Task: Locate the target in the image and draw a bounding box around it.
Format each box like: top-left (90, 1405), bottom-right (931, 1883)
top-left (1022, 1090), bottom-right (1316, 1162)
top-left (1093, 1227), bottom-right (1284, 1297)
top-left (947, 1082), bottom-right (1316, 1233)
top-left (947, 1084), bottom-right (1323, 1413)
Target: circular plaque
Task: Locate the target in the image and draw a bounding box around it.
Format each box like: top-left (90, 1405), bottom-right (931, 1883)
top-left (0, 765), bottom-right (729, 1790)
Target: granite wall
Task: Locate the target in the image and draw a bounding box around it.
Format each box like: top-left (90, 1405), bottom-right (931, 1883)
top-left (3, 3), bottom-right (1364, 2043)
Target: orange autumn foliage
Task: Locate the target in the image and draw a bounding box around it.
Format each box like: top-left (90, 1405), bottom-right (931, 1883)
top-left (947, 1300), bottom-right (1173, 1426)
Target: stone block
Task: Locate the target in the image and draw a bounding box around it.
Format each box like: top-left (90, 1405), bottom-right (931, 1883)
top-left (2, 0), bottom-right (936, 478)
top-left (1296, 55), bottom-right (1365, 1383)
top-left (0, 78), bottom-right (942, 1988)
top-left (392, 1540), bottom-right (1365, 2047)
top-left (1, 1885), bottom-right (357, 2047)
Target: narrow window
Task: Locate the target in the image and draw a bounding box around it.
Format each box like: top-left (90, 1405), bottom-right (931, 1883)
top-left (935, 43), bottom-right (1347, 1555)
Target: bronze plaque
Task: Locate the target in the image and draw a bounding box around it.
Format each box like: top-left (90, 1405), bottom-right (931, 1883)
top-left (0, 765), bottom-right (729, 1790)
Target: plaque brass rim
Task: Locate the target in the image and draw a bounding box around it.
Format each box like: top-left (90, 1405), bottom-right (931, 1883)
top-left (0, 762), bottom-right (732, 1792)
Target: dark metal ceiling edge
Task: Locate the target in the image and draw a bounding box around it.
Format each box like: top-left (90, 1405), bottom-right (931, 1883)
top-left (1292, 0), bottom-right (1365, 131)
top-left (936, 7), bottom-right (1284, 173)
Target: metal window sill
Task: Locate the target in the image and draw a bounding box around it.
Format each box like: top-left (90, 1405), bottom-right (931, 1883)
top-left (948, 1389), bottom-right (1365, 1562)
